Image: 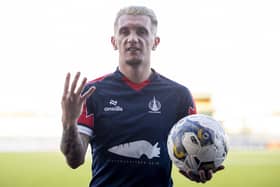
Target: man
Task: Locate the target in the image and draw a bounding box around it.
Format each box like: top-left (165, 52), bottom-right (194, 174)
top-left (60, 6), bottom-right (223, 187)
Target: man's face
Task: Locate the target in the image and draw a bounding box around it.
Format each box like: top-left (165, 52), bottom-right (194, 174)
top-left (112, 15), bottom-right (159, 67)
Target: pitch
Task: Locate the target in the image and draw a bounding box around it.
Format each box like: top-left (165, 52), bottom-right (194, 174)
top-left (0, 150), bottom-right (279, 187)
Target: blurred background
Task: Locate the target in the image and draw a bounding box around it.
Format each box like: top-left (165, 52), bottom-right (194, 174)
top-left (0, 0), bottom-right (279, 186)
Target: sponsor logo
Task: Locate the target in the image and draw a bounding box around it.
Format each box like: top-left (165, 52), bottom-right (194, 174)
top-left (108, 140), bottom-right (160, 159)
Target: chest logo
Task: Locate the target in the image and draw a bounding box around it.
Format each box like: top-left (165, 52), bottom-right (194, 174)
top-left (104, 99), bottom-right (123, 112)
top-left (148, 96), bottom-right (161, 113)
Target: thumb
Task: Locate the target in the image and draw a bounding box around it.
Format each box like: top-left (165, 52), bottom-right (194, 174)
top-left (81, 86), bottom-right (96, 101)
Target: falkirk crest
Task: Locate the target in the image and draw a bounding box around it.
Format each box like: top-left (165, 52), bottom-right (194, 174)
top-left (148, 96), bottom-right (161, 113)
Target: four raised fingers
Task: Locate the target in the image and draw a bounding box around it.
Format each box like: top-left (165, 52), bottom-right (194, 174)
top-left (62, 72), bottom-right (95, 103)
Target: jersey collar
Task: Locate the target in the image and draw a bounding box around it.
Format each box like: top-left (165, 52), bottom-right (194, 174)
top-left (115, 67), bottom-right (158, 91)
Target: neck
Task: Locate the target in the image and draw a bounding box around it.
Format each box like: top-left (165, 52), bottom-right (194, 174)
top-left (119, 65), bottom-right (152, 83)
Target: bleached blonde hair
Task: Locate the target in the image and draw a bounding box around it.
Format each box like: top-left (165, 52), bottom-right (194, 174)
top-left (114, 6), bottom-right (158, 34)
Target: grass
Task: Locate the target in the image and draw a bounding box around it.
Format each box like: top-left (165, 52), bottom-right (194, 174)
top-left (0, 150), bottom-right (279, 187)
top-left (172, 150), bottom-right (280, 187)
top-left (0, 152), bottom-right (90, 187)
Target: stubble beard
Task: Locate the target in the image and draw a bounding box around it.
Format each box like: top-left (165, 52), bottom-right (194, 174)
top-left (125, 59), bottom-right (142, 67)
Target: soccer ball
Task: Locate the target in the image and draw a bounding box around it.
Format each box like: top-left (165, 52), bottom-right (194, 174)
top-left (167, 114), bottom-right (228, 174)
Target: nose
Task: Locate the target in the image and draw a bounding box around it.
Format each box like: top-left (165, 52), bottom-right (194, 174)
top-left (127, 32), bottom-right (139, 43)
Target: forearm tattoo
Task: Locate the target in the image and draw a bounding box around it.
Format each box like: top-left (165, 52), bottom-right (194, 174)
top-left (60, 125), bottom-right (86, 168)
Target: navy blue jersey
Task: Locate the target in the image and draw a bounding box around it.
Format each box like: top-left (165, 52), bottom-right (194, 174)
top-left (77, 68), bottom-right (196, 187)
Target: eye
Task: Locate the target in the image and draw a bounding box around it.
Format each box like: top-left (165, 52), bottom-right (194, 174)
top-left (119, 27), bottom-right (129, 35)
top-left (137, 27), bottom-right (148, 35)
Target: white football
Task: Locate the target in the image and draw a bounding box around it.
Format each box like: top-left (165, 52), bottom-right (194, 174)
top-left (167, 114), bottom-right (228, 174)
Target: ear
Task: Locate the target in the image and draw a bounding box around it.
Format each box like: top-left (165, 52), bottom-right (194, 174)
top-left (111, 36), bottom-right (118, 50)
top-left (152, 37), bottom-right (160, 50)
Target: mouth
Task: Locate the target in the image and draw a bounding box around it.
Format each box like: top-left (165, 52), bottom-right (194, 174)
top-left (126, 47), bottom-right (141, 53)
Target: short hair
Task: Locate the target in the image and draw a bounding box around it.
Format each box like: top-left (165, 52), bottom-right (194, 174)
top-left (114, 6), bottom-right (158, 34)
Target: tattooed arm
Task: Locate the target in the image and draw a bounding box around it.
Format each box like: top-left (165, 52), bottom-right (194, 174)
top-left (60, 72), bottom-right (95, 169)
top-left (60, 125), bottom-right (90, 168)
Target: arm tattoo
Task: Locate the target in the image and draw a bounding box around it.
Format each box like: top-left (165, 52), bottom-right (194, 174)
top-left (60, 125), bottom-right (88, 168)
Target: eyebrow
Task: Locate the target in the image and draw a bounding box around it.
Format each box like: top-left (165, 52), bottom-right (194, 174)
top-left (118, 25), bottom-right (149, 33)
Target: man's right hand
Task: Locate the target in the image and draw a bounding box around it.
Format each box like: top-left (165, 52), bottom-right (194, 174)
top-left (61, 72), bottom-right (95, 128)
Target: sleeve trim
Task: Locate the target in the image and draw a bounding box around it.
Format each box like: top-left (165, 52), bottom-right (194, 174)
top-left (77, 124), bottom-right (93, 137)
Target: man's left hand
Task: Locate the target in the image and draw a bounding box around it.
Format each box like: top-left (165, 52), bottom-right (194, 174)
top-left (179, 165), bottom-right (225, 183)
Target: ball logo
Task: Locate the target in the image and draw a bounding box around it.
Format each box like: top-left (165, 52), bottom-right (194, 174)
top-left (148, 96), bottom-right (161, 113)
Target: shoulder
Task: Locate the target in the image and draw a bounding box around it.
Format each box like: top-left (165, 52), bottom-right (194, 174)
top-left (80, 73), bottom-right (113, 95)
top-left (88, 73), bottom-right (113, 85)
top-left (154, 72), bottom-right (194, 102)
top-left (156, 72), bottom-right (191, 92)
top-left (83, 72), bottom-right (115, 89)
